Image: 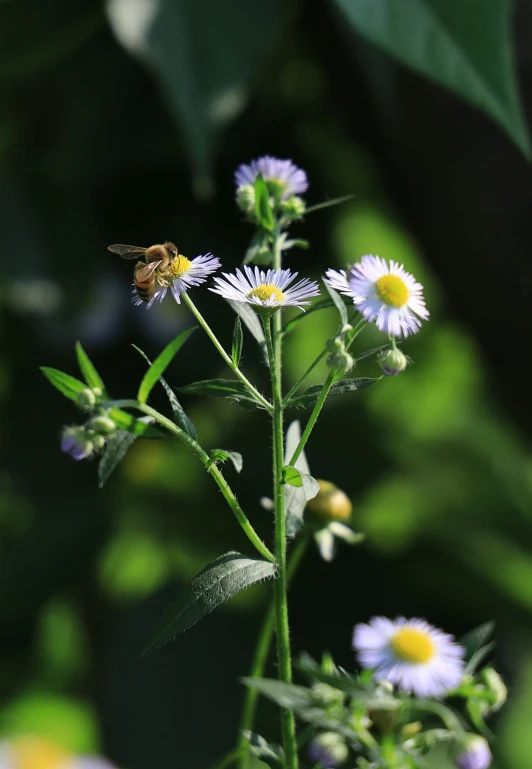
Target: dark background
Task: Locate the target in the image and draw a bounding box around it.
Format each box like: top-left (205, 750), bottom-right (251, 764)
top-left (1, 1), bottom-right (532, 767)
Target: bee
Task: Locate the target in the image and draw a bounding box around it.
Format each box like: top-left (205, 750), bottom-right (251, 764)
top-left (107, 241), bottom-right (179, 303)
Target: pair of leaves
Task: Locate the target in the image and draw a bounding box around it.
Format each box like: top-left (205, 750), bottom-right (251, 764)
top-left (177, 378), bottom-right (265, 409)
top-left (287, 378), bottom-right (380, 409)
top-left (144, 552), bottom-right (277, 653)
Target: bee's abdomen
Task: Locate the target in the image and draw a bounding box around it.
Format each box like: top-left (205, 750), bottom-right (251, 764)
top-left (135, 280), bottom-right (155, 302)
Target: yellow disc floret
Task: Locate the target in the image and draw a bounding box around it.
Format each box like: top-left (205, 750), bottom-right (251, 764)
top-left (12, 736), bottom-right (70, 769)
top-left (391, 628), bottom-right (435, 664)
top-left (248, 284), bottom-right (285, 303)
top-left (376, 274), bottom-right (409, 308)
top-left (166, 255), bottom-right (191, 279)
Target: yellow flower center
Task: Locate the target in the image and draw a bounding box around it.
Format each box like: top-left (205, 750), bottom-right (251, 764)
top-left (11, 737), bottom-right (70, 769)
top-left (165, 255), bottom-right (191, 279)
top-left (391, 628), bottom-right (435, 663)
top-left (248, 284), bottom-right (285, 303)
top-left (376, 274), bottom-right (409, 308)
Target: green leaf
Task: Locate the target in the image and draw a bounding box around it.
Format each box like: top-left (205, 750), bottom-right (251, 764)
top-left (460, 622), bottom-right (496, 674)
top-left (144, 552), bottom-right (277, 653)
top-left (108, 408), bottom-right (162, 438)
top-left (232, 316), bottom-right (243, 367)
top-left (243, 230), bottom-right (272, 266)
top-left (324, 282), bottom-right (348, 327)
top-left (254, 173), bottom-right (274, 231)
top-left (334, 0), bottom-right (530, 156)
top-left (75, 341), bottom-right (106, 393)
top-left (132, 345), bottom-right (197, 440)
top-left (282, 466), bottom-right (319, 501)
top-left (287, 378), bottom-right (380, 408)
top-left (283, 298), bottom-right (337, 335)
top-left (241, 732), bottom-right (284, 767)
top-left (137, 327), bottom-right (196, 405)
top-left (284, 421), bottom-right (311, 538)
top-left (304, 195), bottom-right (355, 215)
top-left (40, 367), bottom-right (86, 402)
top-left (98, 430), bottom-right (137, 488)
top-left (241, 678), bottom-right (316, 710)
top-left (209, 449), bottom-right (243, 473)
top-left (177, 378), bottom-right (265, 409)
top-left (227, 299), bottom-right (268, 365)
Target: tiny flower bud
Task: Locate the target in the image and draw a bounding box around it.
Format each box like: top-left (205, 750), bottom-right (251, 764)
top-left (312, 682), bottom-right (345, 706)
top-left (92, 434), bottom-right (106, 451)
top-left (326, 336), bottom-right (345, 354)
top-left (307, 480), bottom-right (352, 522)
top-left (88, 415), bottom-right (117, 436)
top-left (453, 735), bottom-right (492, 769)
top-left (61, 426), bottom-right (94, 461)
top-left (480, 667), bottom-right (507, 713)
top-left (76, 388), bottom-right (97, 410)
top-left (91, 387), bottom-right (103, 397)
top-left (378, 347), bottom-right (408, 376)
top-left (340, 324), bottom-right (353, 335)
top-left (308, 733), bottom-right (348, 768)
top-left (235, 183), bottom-right (256, 214)
top-left (327, 351), bottom-right (354, 375)
top-left (280, 195), bottom-right (306, 219)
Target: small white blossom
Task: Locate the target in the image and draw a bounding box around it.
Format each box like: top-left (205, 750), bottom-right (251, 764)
top-left (210, 266), bottom-right (319, 310)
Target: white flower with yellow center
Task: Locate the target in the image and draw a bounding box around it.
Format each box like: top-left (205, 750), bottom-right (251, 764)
top-left (325, 256), bottom-right (429, 337)
top-left (353, 617), bottom-right (465, 697)
top-left (134, 253), bottom-right (221, 308)
top-left (210, 266), bottom-right (320, 311)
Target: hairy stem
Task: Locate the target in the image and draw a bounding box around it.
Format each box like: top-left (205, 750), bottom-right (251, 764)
top-left (288, 371), bottom-right (336, 468)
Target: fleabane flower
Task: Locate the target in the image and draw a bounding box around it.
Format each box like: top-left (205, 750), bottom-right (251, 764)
top-left (453, 735), bottom-right (493, 769)
top-left (353, 617), bottom-right (465, 697)
top-left (133, 253), bottom-right (221, 308)
top-left (325, 256), bottom-right (429, 337)
top-left (235, 156), bottom-right (308, 201)
top-left (61, 426), bottom-right (95, 461)
top-left (210, 266), bottom-right (319, 311)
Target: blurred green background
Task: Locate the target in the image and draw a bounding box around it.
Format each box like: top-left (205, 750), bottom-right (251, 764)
top-left (2, 1), bottom-right (532, 767)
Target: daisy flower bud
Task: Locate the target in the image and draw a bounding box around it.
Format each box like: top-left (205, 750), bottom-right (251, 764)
top-left (76, 388), bottom-right (97, 410)
top-left (378, 347), bottom-right (408, 376)
top-left (280, 195), bottom-right (306, 220)
top-left (308, 733), bottom-right (348, 768)
top-left (453, 735), bottom-right (492, 769)
top-left (327, 350), bottom-right (354, 375)
top-left (61, 426), bottom-right (94, 461)
top-left (235, 183), bottom-right (256, 215)
top-left (88, 415), bottom-right (117, 436)
top-left (307, 480), bottom-right (352, 523)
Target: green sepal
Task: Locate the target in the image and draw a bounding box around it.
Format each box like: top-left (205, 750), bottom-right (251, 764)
top-left (137, 327), bottom-right (196, 405)
top-left (324, 282), bottom-right (348, 327)
top-left (98, 430), bottom-right (137, 488)
top-left (177, 378), bottom-right (266, 409)
top-left (254, 173), bottom-right (274, 231)
top-left (304, 195), bottom-right (354, 215)
top-left (41, 367), bottom-right (86, 402)
top-left (287, 377), bottom-right (381, 408)
top-left (209, 449), bottom-right (243, 473)
top-left (132, 345), bottom-right (197, 440)
top-left (75, 341), bottom-right (106, 394)
top-left (143, 552), bottom-right (277, 653)
top-left (282, 466), bottom-right (319, 501)
top-left (241, 732), bottom-right (284, 767)
top-left (108, 408), bottom-right (162, 438)
top-left (231, 315), bottom-right (243, 367)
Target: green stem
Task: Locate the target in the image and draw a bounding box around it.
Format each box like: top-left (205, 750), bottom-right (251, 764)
top-left (183, 294), bottom-right (272, 412)
top-left (237, 535), bottom-right (309, 768)
top-left (264, 316), bottom-right (299, 769)
top-left (283, 349), bottom-right (327, 406)
top-left (110, 400), bottom-right (274, 563)
top-left (287, 371), bottom-right (336, 468)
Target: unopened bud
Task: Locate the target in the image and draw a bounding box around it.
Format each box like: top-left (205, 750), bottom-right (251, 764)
top-left (280, 195), bottom-right (306, 220)
top-left (77, 388), bottom-right (97, 410)
top-left (60, 426), bottom-right (94, 461)
top-left (453, 735), bottom-right (492, 769)
top-left (235, 184), bottom-right (256, 214)
top-left (88, 415), bottom-right (116, 436)
top-left (327, 351), bottom-right (354, 374)
top-left (378, 347), bottom-right (408, 376)
top-left (480, 667), bottom-right (507, 713)
top-left (308, 733), bottom-right (348, 768)
top-left (307, 480), bottom-right (352, 522)
top-left (92, 435), bottom-right (106, 450)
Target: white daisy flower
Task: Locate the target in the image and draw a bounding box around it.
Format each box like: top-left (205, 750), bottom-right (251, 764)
top-left (134, 253), bottom-right (221, 308)
top-left (353, 616), bottom-right (465, 697)
top-left (325, 256), bottom-right (429, 337)
top-left (210, 266), bottom-right (320, 311)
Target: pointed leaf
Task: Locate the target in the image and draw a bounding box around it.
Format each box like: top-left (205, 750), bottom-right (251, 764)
top-left (232, 315), bottom-right (243, 367)
top-left (41, 367), bottom-right (86, 402)
top-left (98, 430), bottom-right (137, 488)
top-left (108, 408), bottom-right (162, 438)
top-left (75, 341), bottom-right (106, 393)
top-left (282, 466), bottom-right (319, 501)
top-left (304, 195), bottom-right (354, 214)
top-left (335, 0), bottom-right (530, 156)
top-left (287, 378), bottom-right (380, 408)
top-left (284, 421), bottom-right (310, 538)
top-left (133, 345), bottom-right (197, 440)
top-left (144, 552), bottom-right (277, 652)
top-left (210, 449), bottom-right (243, 473)
top-left (137, 327), bottom-right (196, 404)
top-left (244, 230), bottom-right (272, 266)
top-left (324, 282), bottom-right (348, 327)
top-left (460, 622), bottom-right (496, 674)
top-left (254, 173), bottom-right (274, 231)
top-left (177, 378), bottom-right (265, 408)
top-left (227, 298), bottom-right (268, 365)
top-left (241, 678), bottom-right (316, 710)
top-left (241, 732), bottom-right (284, 767)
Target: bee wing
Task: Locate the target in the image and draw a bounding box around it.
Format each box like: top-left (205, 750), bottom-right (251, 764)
top-left (135, 260), bottom-right (162, 281)
top-left (108, 244), bottom-right (147, 259)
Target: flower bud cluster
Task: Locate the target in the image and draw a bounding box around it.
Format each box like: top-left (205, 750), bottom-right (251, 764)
top-left (61, 411), bottom-right (117, 461)
top-left (326, 324), bottom-right (354, 375)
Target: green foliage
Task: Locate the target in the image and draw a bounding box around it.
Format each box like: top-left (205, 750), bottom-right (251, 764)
top-left (107, 408), bottom-right (161, 437)
top-left (133, 345), bottom-right (197, 440)
top-left (241, 731), bottom-right (284, 766)
top-left (460, 622), bottom-right (495, 675)
top-left (227, 298), bottom-right (268, 364)
top-left (287, 378), bottom-right (380, 408)
top-left (144, 552), bottom-right (277, 653)
top-left (231, 316), bottom-right (244, 367)
top-left (75, 341), bottom-right (106, 394)
top-left (284, 421), bottom-right (311, 537)
top-left (98, 430), bottom-right (138, 488)
top-left (335, 0), bottom-right (530, 155)
top-left (282, 466), bottom-right (319, 502)
top-left (136, 327), bottom-right (196, 405)
top-left (254, 173), bottom-right (274, 231)
top-left (304, 195), bottom-right (355, 214)
top-left (40, 367), bottom-right (86, 402)
top-left (324, 283), bottom-right (348, 327)
top-left (209, 449), bottom-right (243, 473)
top-left (177, 378), bottom-right (266, 409)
